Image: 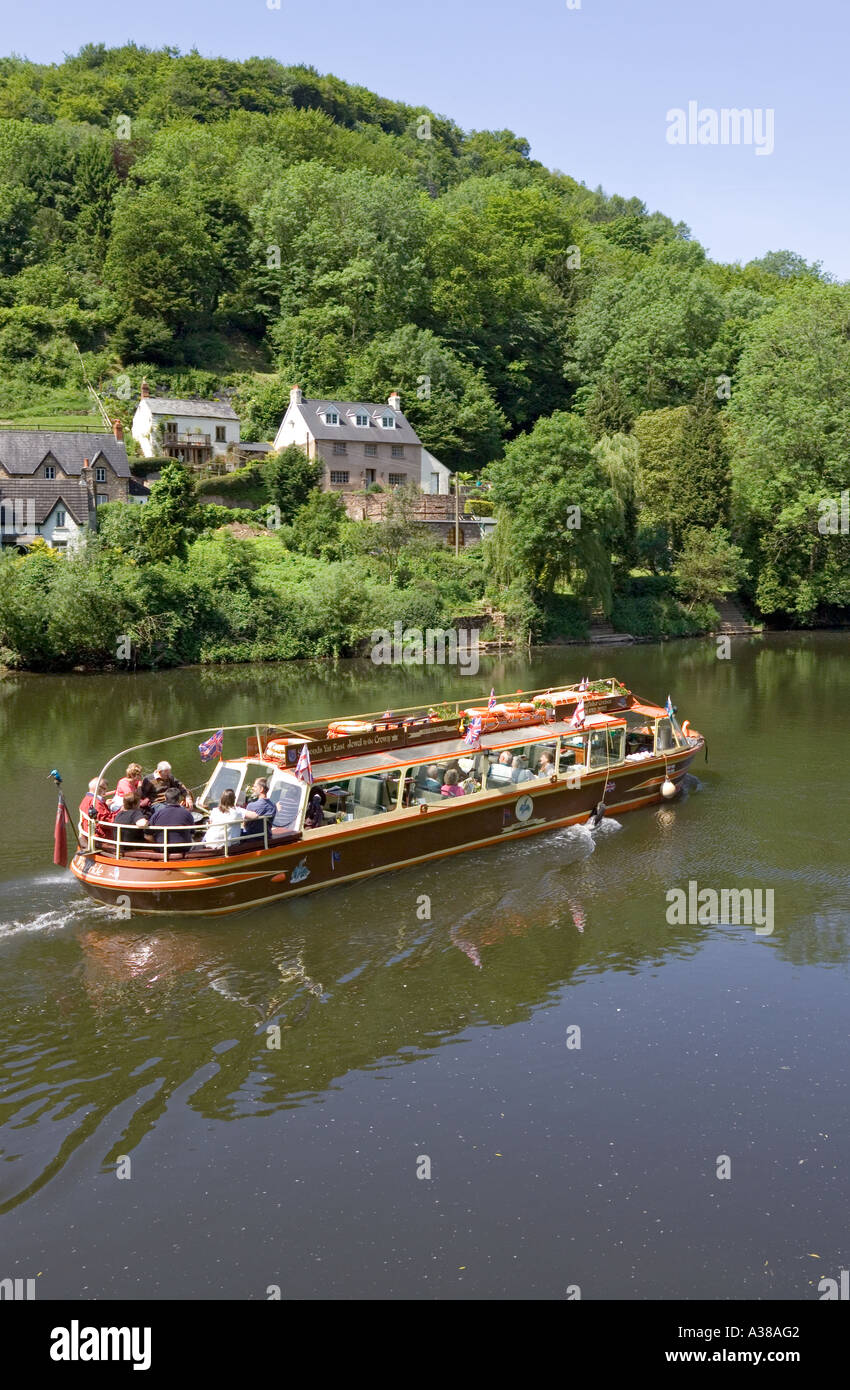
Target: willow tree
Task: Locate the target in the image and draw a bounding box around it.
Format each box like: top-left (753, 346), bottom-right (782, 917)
top-left (486, 410), bottom-right (618, 612)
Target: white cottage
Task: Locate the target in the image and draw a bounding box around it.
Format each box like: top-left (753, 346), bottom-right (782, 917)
top-left (132, 381), bottom-right (240, 466)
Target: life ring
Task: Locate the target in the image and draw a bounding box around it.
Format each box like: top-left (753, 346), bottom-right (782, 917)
top-left (327, 720), bottom-right (374, 738)
top-left (464, 707), bottom-right (502, 732)
top-left (265, 737), bottom-right (303, 762)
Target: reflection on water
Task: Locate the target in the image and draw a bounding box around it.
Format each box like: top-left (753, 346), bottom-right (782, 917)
top-left (1, 634), bottom-right (849, 1297)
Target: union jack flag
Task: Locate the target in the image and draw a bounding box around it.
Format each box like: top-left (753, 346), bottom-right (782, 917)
top-left (464, 715), bottom-right (483, 749)
top-left (295, 743), bottom-right (313, 783)
top-left (198, 729), bottom-right (223, 762)
top-left (570, 698), bottom-right (586, 730)
top-left (487, 688), bottom-right (496, 710)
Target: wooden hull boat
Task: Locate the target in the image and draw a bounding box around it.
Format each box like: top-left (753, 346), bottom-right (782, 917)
top-left (69, 678), bottom-right (704, 917)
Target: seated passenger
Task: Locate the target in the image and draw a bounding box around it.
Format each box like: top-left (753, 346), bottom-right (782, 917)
top-left (441, 769), bottom-right (465, 798)
top-left (511, 756), bottom-right (534, 783)
top-left (145, 761), bottom-right (194, 809)
top-left (203, 788), bottom-right (245, 847)
top-left (304, 792), bottom-right (326, 829)
top-left (423, 764), bottom-right (442, 791)
top-left (112, 794), bottom-right (149, 853)
top-left (148, 787), bottom-right (195, 851)
top-left (537, 752), bottom-right (556, 777)
top-left (497, 751), bottom-right (512, 766)
top-left (112, 763), bottom-right (144, 811)
top-left (241, 778), bottom-right (277, 840)
top-left (80, 778), bottom-right (113, 836)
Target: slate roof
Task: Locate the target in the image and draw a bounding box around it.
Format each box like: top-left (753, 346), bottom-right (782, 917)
top-left (296, 399), bottom-right (421, 446)
top-left (144, 397), bottom-right (239, 421)
top-left (0, 431), bottom-right (131, 478)
top-left (0, 476), bottom-right (92, 527)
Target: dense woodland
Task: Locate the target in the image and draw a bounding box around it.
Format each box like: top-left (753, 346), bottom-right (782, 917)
top-left (0, 45), bottom-right (848, 670)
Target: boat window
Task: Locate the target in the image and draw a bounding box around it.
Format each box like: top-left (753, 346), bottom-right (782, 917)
top-left (588, 727), bottom-right (625, 768)
top-left (404, 755), bottom-right (487, 804)
top-left (655, 718), bottom-right (676, 753)
top-left (485, 744), bottom-right (537, 788)
top-left (199, 762), bottom-right (244, 809)
top-left (267, 773), bottom-right (304, 829)
top-left (321, 773), bottom-right (395, 821)
top-left (559, 734), bottom-right (585, 768)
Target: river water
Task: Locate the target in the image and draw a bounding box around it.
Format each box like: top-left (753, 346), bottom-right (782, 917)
top-left (1, 634), bottom-right (848, 1300)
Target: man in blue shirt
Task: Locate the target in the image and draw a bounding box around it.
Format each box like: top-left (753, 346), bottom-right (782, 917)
top-left (148, 787), bottom-right (195, 855)
top-left (241, 778), bottom-right (277, 843)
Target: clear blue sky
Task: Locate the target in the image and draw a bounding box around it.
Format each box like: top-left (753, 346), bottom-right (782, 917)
top-left (6, 0), bottom-right (849, 279)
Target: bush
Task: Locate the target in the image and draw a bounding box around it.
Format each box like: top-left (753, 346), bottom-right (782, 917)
top-left (539, 592), bottom-right (590, 641)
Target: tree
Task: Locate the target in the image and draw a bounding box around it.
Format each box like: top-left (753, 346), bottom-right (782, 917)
top-left (675, 527), bottom-right (749, 607)
top-left (486, 411), bottom-right (618, 609)
top-left (728, 282), bottom-right (850, 620)
top-left (261, 445), bottom-right (322, 523)
top-left (137, 463), bottom-right (203, 563)
top-left (287, 490), bottom-right (347, 560)
top-left (343, 324), bottom-right (505, 471)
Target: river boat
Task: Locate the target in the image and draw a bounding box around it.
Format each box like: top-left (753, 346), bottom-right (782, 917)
top-left (68, 677), bottom-right (705, 916)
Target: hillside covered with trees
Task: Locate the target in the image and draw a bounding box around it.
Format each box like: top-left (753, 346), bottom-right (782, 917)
top-left (0, 44), bottom-right (848, 669)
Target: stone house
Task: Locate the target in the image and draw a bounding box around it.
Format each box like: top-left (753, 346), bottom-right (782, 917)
top-left (273, 388), bottom-right (452, 495)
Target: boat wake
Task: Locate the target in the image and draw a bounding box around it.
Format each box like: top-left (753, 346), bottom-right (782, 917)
top-left (0, 876), bottom-right (106, 940)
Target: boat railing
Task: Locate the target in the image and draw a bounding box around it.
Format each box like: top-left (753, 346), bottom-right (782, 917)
top-left (80, 812), bottom-right (274, 861)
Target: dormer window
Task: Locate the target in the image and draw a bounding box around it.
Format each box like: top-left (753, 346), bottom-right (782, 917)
top-left (324, 409), bottom-right (339, 426)
top-left (44, 465), bottom-right (55, 479)
top-left (380, 414), bottom-right (395, 429)
top-left (354, 412), bottom-right (369, 427)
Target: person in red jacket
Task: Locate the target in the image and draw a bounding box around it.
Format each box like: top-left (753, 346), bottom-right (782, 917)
top-left (79, 778), bottom-right (114, 841)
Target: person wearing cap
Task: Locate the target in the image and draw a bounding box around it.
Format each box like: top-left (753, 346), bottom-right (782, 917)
top-left (143, 760), bottom-right (194, 809)
top-left (147, 787), bottom-right (195, 853)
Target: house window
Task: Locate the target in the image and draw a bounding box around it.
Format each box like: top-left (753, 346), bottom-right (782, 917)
top-left (329, 471), bottom-right (349, 485)
top-left (364, 444), bottom-right (377, 457)
top-left (44, 465), bottom-right (55, 479)
top-left (324, 410), bottom-right (339, 425)
top-left (215, 426), bottom-right (226, 443)
top-left (354, 413), bottom-right (369, 427)
top-left (332, 442), bottom-right (347, 455)
top-left (163, 421), bottom-right (177, 436)
top-left (96, 493), bottom-right (108, 507)
top-left (380, 414), bottom-right (394, 428)
top-left (95, 467), bottom-right (106, 483)
top-left (56, 510), bottom-right (66, 527)
top-left (391, 445), bottom-right (404, 458)
top-left (388, 473), bottom-right (405, 487)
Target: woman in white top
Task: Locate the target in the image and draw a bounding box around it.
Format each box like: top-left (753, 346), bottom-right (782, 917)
top-left (203, 788), bottom-right (245, 846)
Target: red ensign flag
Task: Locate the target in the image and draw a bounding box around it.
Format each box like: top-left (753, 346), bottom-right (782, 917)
top-left (54, 797), bottom-right (68, 867)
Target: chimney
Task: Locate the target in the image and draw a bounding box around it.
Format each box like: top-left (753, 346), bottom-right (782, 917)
top-left (112, 419), bottom-right (124, 442)
top-left (140, 378), bottom-right (150, 399)
top-left (388, 390), bottom-right (401, 412)
top-left (290, 384), bottom-right (303, 406)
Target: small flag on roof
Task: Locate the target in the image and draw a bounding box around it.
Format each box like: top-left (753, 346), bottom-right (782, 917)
top-left (295, 743), bottom-right (313, 783)
top-left (464, 714), bottom-right (483, 749)
top-left (487, 688), bottom-right (496, 710)
top-left (666, 694), bottom-right (674, 718)
top-left (570, 698), bottom-right (586, 730)
top-left (578, 676), bottom-right (589, 692)
top-left (199, 729), bottom-right (223, 762)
